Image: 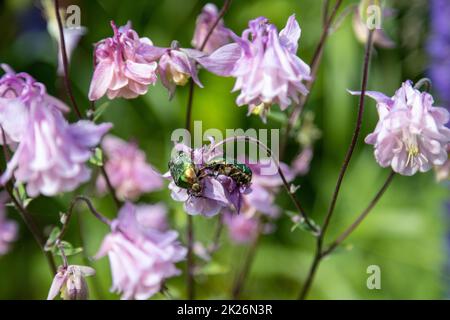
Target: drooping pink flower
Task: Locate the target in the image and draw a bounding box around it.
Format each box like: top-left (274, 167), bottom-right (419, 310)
top-left (47, 265), bottom-right (95, 300)
top-left (95, 203), bottom-right (186, 300)
top-left (0, 193), bottom-right (18, 256)
top-left (191, 3), bottom-right (231, 53)
top-left (96, 135), bottom-right (163, 200)
top-left (198, 15), bottom-right (311, 122)
top-left (154, 41), bottom-right (204, 99)
top-left (88, 21), bottom-right (158, 101)
top-left (0, 64), bottom-right (69, 147)
top-left (350, 81), bottom-right (450, 175)
top-left (166, 142), bottom-right (251, 217)
top-left (1, 106), bottom-right (111, 196)
top-left (0, 65), bottom-right (112, 196)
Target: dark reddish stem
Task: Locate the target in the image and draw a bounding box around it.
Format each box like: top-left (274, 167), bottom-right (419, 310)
top-left (54, 0), bottom-right (82, 119)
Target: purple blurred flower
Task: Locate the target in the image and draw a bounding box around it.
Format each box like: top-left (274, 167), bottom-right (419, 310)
top-left (0, 193), bottom-right (17, 256)
top-left (0, 64), bottom-right (69, 146)
top-left (191, 3), bottom-right (231, 54)
top-left (95, 203), bottom-right (186, 300)
top-left (97, 135), bottom-right (163, 200)
top-left (47, 265), bottom-right (95, 300)
top-left (350, 81), bottom-right (450, 175)
top-left (427, 0), bottom-right (450, 108)
top-left (198, 15), bottom-right (311, 122)
top-left (0, 66), bottom-right (112, 196)
top-left (88, 21), bottom-right (158, 100)
top-left (224, 213), bottom-right (259, 244)
top-left (167, 143), bottom-right (251, 217)
top-left (135, 203), bottom-right (168, 232)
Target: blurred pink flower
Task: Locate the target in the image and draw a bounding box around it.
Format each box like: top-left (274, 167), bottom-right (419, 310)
top-left (97, 135), bottom-right (163, 200)
top-left (292, 147), bottom-right (313, 176)
top-left (435, 145), bottom-right (450, 181)
top-left (198, 15), bottom-right (311, 122)
top-left (95, 203), bottom-right (186, 300)
top-left (0, 64), bottom-right (68, 147)
top-left (223, 212), bottom-right (259, 244)
top-left (88, 21), bottom-right (158, 100)
top-left (47, 265), bottom-right (95, 300)
top-left (350, 81), bottom-right (450, 175)
top-left (0, 66), bottom-right (112, 196)
top-left (191, 3), bottom-right (231, 53)
top-left (135, 203), bottom-right (168, 232)
top-left (1, 106), bottom-right (111, 196)
top-left (0, 193), bottom-right (17, 256)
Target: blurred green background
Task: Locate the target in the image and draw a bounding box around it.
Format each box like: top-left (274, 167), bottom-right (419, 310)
top-left (0, 0), bottom-right (448, 299)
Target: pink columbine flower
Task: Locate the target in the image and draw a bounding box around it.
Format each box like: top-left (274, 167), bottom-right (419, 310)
top-left (95, 203), bottom-right (186, 300)
top-left (88, 21), bottom-right (158, 100)
top-left (191, 3), bottom-right (231, 53)
top-left (166, 142), bottom-right (251, 217)
top-left (198, 15), bottom-right (311, 122)
top-left (97, 135), bottom-right (163, 200)
top-left (148, 41), bottom-right (204, 99)
top-left (0, 193), bottom-right (18, 256)
top-left (350, 81), bottom-right (450, 175)
top-left (0, 64), bottom-right (69, 146)
top-left (292, 147), bottom-right (314, 176)
top-left (0, 66), bottom-right (112, 196)
top-left (47, 265), bottom-right (95, 300)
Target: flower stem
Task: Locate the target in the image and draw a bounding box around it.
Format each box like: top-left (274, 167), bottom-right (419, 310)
top-left (183, 0), bottom-right (233, 300)
top-left (5, 184), bottom-right (57, 275)
top-left (55, 195), bottom-right (111, 244)
top-left (280, 0), bottom-right (343, 157)
top-left (298, 29), bottom-right (375, 300)
top-left (54, 0), bottom-right (82, 119)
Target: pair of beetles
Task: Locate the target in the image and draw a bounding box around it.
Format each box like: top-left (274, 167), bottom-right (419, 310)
top-left (169, 151), bottom-right (252, 197)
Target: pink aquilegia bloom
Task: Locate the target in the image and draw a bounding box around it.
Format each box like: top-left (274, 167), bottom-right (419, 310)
top-left (88, 21), bottom-right (158, 100)
top-left (0, 65), bottom-right (112, 196)
top-left (95, 203), bottom-right (186, 300)
top-left (0, 64), bottom-right (69, 147)
top-left (0, 193), bottom-right (18, 256)
top-left (223, 213), bottom-right (259, 244)
top-left (198, 15), bottom-right (311, 122)
top-left (350, 81), bottom-right (450, 175)
top-left (146, 41), bottom-right (204, 99)
top-left (292, 147), bottom-right (314, 176)
top-left (47, 265), bottom-right (95, 300)
top-left (166, 142), bottom-right (251, 217)
top-left (191, 3), bottom-right (231, 53)
top-left (96, 135), bottom-right (163, 200)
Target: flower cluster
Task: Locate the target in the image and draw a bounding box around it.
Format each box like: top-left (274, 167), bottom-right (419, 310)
top-left (97, 135), bottom-right (163, 200)
top-left (89, 22), bottom-right (204, 101)
top-left (351, 81), bottom-right (450, 175)
top-left (95, 203), bottom-right (186, 300)
top-left (0, 65), bottom-right (111, 196)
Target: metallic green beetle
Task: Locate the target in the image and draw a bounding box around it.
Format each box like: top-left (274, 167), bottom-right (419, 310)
top-left (168, 152), bottom-right (252, 195)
